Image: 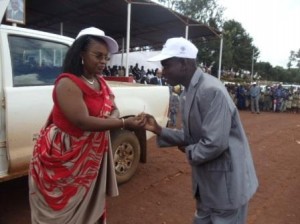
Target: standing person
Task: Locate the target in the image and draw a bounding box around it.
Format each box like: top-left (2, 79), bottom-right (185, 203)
top-left (28, 27), bottom-right (146, 224)
top-left (236, 84), bottom-right (246, 110)
top-left (168, 86), bottom-right (180, 128)
top-left (263, 86), bottom-right (273, 111)
top-left (145, 37), bottom-right (258, 224)
top-left (249, 82), bottom-right (261, 114)
top-left (150, 68), bottom-right (167, 85)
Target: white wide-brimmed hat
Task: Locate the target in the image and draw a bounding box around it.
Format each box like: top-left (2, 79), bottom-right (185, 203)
top-left (148, 37), bottom-right (198, 61)
top-left (76, 27), bottom-right (118, 53)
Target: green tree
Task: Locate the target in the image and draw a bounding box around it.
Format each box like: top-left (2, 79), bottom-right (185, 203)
top-left (156, 0), bottom-right (225, 77)
top-left (222, 20), bottom-right (259, 72)
top-left (157, 0), bottom-right (224, 27)
top-left (192, 20), bottom-right (260, 78)
top-left (255, 62), bottom-right (273, 81)
top-left (288, 49), bottom-right (300, 69)
top-left (156, 1), bottom-right (300, 84)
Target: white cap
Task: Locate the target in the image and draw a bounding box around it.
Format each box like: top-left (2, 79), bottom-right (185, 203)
top-left (76, 27), bottom-right (118, 53)
top-left (148, 37), bottom-right (198, 61)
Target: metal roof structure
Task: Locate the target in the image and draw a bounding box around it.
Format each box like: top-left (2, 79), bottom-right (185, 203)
top-left (2, 0), bottom-right (220, 51)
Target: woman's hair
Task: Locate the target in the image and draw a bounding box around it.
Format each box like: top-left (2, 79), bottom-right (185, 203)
top-left (63, 36), bottom-right (107, 76)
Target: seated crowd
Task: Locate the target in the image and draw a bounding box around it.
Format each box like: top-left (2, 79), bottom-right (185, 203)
top-left (102, 63), bottom-right (167, 86)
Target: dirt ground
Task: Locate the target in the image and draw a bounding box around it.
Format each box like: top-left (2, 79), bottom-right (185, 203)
top-left (1, 111), bottom-right (300, 224)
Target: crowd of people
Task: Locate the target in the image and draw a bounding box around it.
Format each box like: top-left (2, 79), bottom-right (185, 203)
top-left (103, 63), bottom-right (168, 85)
top-left (226, 82), bottom-right (300, 113)
top-left (104, 61), bottom-right (300, 117)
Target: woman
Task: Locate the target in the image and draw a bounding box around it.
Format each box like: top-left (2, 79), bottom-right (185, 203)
top-left (28, 27), bottom-right (145, 224)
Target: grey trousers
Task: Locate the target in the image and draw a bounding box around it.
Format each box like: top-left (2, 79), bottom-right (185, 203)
top-left (251, 97), bottom-right (260, 113)
top-left (193, 201), bottom-right (249, 224)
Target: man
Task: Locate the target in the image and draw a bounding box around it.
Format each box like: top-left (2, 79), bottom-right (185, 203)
top-left (6, 0), bottom-right (24, 22)
top-left (168, 86), bottom-right (180, 127)
top-left (249, 82), bottom-right (261, 114)
top-left (144, 37), bottom-right (258, 224)
top-left (149, 68), bottom-right (166, 85)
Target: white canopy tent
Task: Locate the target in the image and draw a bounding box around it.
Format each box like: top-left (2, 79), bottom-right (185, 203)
top-left (109, 51), bottom-right (161, 71)
top-left (1, 0), bottom-right (223, 78)
top-left (124, 1), bottom-right (222, 78)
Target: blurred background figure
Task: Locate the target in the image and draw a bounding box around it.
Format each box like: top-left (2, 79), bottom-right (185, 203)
top-left (168, 86), bottom-right (180, 128)
top-left (6, 0), bottom-right (24, 22)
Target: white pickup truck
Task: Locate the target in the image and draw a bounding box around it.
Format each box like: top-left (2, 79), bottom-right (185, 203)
top-left (0, 2), bottom-right (169, 184)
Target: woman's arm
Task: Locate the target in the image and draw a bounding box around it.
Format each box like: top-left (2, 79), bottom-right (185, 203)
top-left (55, 78), bottom-right (145, 131)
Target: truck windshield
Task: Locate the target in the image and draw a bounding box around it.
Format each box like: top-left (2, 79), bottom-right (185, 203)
top-left (8, 35), bottom-right (69, 87)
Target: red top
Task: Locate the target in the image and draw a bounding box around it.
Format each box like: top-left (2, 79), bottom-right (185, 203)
top-left (52, 73), bottom-right (114, 137)
top-left (30, 73), bottom-right (115, 210)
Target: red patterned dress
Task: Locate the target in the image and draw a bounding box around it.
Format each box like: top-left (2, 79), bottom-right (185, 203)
top-left (29, 73), bottom-right (118, 224)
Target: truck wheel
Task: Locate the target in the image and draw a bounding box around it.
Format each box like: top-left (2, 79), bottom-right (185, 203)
top-left (111, 129), bottom-right (140, 184)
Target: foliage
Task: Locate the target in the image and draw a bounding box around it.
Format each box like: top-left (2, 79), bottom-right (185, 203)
top-left (222, 20), bottom-right (259, 72)
top-left (196, 20), bottom-right (259, 78)
top-left (157, 0), bottom-right (224, 27)
top-left (288, 49), bottom-right (300, 69)
top-left (255, 62), bottom-right (300, 84)
top-left (156, 0), bottom-right (300, 83)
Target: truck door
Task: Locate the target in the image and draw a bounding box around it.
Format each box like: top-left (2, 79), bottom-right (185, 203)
top-left (3, 33), bottom-right (70, 175)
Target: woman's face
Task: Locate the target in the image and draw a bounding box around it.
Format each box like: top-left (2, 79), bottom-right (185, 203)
top-left (81, 39), bottom-right (109, 75)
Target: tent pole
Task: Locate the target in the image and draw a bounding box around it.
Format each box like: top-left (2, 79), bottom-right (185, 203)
top-left (121, 38), bottom-right (125, 68)
top-left (251, 48), bottom-right (254, 82)
top-left (125, 2), bottom-right (131, 77)
top-left (60, 22), bottom-right (63, 35)
top-left (217, 34), bottom-right (223, 80)
top-left (185, 25), bottom-right (189, 39)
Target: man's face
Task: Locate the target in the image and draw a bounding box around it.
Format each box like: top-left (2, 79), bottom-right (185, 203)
top-left (11, 0), bottom-right (19, 11)
top-left (156, 70), bottom-right (162, 78)
top-left (161, 57), bottom-right (185, 86)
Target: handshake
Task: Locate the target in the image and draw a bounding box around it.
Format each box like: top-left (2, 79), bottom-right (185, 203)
top-left (122, 113), bottom-right (162, 135)
top-left (123, 113), bottom-right (186, 153)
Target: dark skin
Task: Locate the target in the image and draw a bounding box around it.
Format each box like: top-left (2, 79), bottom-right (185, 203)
top-left (56, 38), bottom-right (146, 131)
top-left (143, 57), bottom-right (197, 152)
top-left (160, 57), bottom-right (196, 88)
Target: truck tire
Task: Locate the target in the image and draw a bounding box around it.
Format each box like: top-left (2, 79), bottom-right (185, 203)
top-left (110, 129), bottom-right (141, 184)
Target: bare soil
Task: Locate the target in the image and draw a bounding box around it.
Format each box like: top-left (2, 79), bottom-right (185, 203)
top-left (1, 111), bottom-right (300, 224)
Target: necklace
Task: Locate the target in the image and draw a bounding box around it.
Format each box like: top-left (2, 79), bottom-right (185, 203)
top-left (81, 75), bottom-right (95, 85)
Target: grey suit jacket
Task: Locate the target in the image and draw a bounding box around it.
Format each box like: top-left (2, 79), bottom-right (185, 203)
top-left (157, 68), bottom-right (258, 210)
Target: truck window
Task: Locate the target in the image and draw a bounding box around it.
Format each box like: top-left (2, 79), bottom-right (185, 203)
top-left (8, 35), bottom-right (69, 87)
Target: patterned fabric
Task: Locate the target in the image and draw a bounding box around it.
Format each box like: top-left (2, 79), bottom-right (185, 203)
top-left (30, 125), bottom-right (108, 211)
top-left (29, 73), bottom-right (115, 211)
top-left (52, 73), bottom-right (115, 137)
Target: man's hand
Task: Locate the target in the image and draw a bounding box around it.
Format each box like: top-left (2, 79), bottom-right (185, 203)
top-left (140, 113), bottom-right (162, 135)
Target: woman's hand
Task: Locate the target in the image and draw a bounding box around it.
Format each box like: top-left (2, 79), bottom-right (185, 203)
top-left (124, 115), bottom-right (147, 129)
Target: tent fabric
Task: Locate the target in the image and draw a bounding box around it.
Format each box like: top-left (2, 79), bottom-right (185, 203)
top-left (1, 0), bottom-right (220, 51)
top-left (109, 51), bottom-right (161, 70)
